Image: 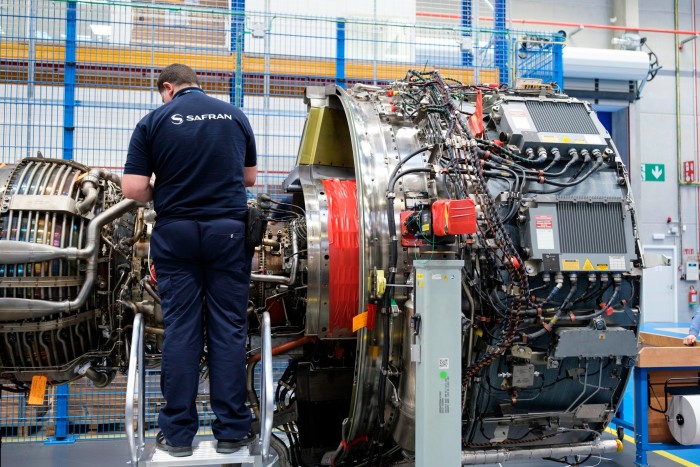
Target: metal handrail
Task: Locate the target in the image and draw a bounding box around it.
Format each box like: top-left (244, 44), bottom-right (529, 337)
top-left (260, 311), bottom-right (274, 462)
top-left (125, 312), bottom-right (145, 466)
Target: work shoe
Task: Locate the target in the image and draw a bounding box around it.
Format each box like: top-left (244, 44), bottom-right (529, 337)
top-left (155, 431), bottom-right (193, 457)
top-left (216, 432), bottom-right (256, 454)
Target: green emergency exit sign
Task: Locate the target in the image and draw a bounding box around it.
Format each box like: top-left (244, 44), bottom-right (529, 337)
top-left (641, 163), bottom-right (665, 182)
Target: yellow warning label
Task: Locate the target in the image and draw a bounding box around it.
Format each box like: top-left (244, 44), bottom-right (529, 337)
top-left (28, 375), bottom-right (47, 405)
top-left (562, 136), bottom-right (572, 143)
top-left (597, 264), bottom-right (609, 271)
top-left (421, 223), bottom-right (431, 232)
top-left (352, 312), bottom-right (368, 332)
top-left (582, 259), bottom-right (594, 271)
top-left (562, 259), bottom-right (580, 271)
top-left (416, 273), bottom-right (424, 280)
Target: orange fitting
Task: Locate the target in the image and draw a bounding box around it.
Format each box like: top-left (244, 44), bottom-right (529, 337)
top-left (543, 322), bottom-right (552, 332)
top-left (569, 312), bottom-right (576, 322)
top-left (511, 257), bottom-right (520, 269)
top-left (605, 306), bottom-right (614, 316)
top-left (538, 175), bottom-right (545, 184)
top-left (599, 302), bottom-right (607, 309)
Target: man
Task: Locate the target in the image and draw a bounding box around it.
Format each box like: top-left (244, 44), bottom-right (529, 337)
top-left (122, 64), bottom-right (257, 457)
top-left (682, 312), bottom-right (700, 346)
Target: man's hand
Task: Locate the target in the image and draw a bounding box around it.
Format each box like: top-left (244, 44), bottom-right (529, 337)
top-left (683, 334), bottom-right (697, 346)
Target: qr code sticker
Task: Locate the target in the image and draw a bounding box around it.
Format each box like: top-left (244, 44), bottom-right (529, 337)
top-left (438, 358), bottom-right (449, 369)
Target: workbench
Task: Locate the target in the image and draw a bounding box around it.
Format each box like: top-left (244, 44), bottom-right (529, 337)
top-left (613, 328), bottom-right (700, 466)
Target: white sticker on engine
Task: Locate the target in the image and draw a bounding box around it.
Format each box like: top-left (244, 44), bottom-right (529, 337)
top-left (536, 229), bottom-right (555, 250)
top-left (438, 358), bottom-right (449, 369)
top-left (585, 134), bottom-right (604, 145)
top-left (511, 116), bottom-right (533, 131)
top-left (609, 255), bottom-right (626, 270)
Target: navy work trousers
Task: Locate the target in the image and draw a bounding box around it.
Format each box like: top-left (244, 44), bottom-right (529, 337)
top-left (151, 218), bottom-right (251, 447)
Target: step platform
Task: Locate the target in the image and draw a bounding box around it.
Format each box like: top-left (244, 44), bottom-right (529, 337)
top-left (141, 439), bottom-right (260, 466)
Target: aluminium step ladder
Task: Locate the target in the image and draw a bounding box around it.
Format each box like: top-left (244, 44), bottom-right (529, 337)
top-left (125, 311), bottom-right (278, 467)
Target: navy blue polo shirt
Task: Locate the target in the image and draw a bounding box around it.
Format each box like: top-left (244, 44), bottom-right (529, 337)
top-left (124, 87), bottom-right (256, 223)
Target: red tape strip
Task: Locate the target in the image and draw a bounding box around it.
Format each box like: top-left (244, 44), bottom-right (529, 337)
top-left (323, 179), bottom-right (360, 336)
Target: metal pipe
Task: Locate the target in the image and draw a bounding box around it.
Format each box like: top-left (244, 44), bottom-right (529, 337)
top-left (246, 335), bottom-right (316, 364)
top-left (416, 11), bottom-right (700, 36)
top-left (260, 311), bottom-right (274, 461)
top-left (461, 439), bottom-right (621, 464)
top-left (0, 198), bottom-right (140, 319)
top-left (84, 367), bottom-right (110, 388)
top-left (125, 313), bottom-right (144, 466)
top-left (76, 168), bottom-right (123, 214)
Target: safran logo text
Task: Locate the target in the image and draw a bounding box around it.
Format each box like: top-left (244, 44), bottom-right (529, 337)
top-left (170, 113), bottom-right (232, 125)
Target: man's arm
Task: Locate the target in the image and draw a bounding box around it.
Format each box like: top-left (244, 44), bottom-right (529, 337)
top-left (244, 165), bottom-right (257, 188)
top-left (683, 312), bottom-right (700, 345)
top-left (122, 174), bottom-right (154, 202)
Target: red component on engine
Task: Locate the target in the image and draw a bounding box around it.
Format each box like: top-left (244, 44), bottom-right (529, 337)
top-left (468, 89), bottom-right (484, 137)
top-left (431, 199), bottom-right (477, 236)
top-left (322, 179), bottom-right (360, 336)
top-left (400, 211), bottom-right (426, 247)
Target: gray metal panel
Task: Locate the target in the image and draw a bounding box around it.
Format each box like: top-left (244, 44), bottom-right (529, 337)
top-left (552, 327), bottom-right (638, 359)
top-left (414, 259), bottom-right (463, 467)
top-left (9, 194), bottom-right (77, 214)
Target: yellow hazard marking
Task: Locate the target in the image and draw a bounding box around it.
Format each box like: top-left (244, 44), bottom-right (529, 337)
top-left (421, 223), bottom-right (430, 232)
top-left (562, 259), bottom-right (580, 271)
top-left (352, 312), bottom-right (368, 332)
top-left (28, 375), bottom-right (47, 405)
top-left (416, 273), bottom-right (424, 280)
top-left (582, 259), bottom-right (594, 271)
top-left (597, 264), bottom-right (609, 271)
top-left (562, 136), bottom-right (572, 143)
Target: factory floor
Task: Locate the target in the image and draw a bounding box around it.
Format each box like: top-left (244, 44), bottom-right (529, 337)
top-left (2, 322), bottom-right (699, 467)
top-left (0, 430), bottom-right (694, 467)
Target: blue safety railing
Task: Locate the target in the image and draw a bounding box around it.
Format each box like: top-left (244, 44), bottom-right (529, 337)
top-left (0, 0), bottom-right (563, 200)
top-left (1, 362), bottom-right (290, 443)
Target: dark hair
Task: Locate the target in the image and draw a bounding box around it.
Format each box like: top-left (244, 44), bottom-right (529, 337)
top-left (157, 64), bottom-right (200, 92)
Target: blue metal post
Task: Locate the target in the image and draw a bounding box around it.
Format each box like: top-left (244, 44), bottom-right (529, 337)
top-left (336, 18), bottom-right (346, 88)
top-left (494, 0), bottom-right (508, 85)
top-left (552, 32), bottom-right (564, 91)
top-left (62, 0), bottom-right (77, 161)
top-left (461, 0), bottom-right (473, 67)
top-left (633, 367), bottom-right (648, 466)
top-left (45, 384), bottom-right (76, 444)
top-left (231, 0), bottom-right (245, 106)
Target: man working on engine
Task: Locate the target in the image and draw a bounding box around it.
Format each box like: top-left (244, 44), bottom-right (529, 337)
top-left (683, 312), bottom-right (700, 346)
top-left (122, 63), bottom-right (257, 457)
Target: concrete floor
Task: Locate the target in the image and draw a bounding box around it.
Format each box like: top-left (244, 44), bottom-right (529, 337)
top-left (0, 431), bottom-right (691, 467)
